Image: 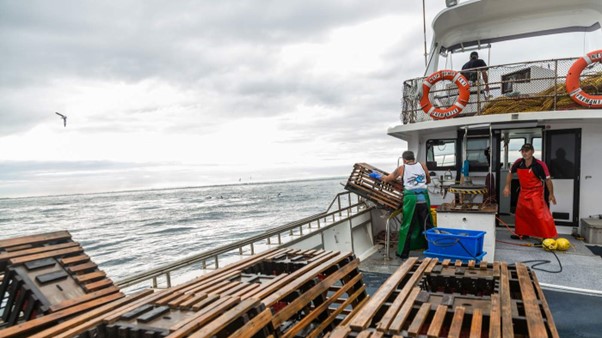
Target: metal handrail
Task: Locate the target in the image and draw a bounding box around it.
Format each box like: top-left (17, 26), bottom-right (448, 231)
top-left (116, 191), bottom-right (366, 288)
top-left (401, 56), bottom-right (601, 124)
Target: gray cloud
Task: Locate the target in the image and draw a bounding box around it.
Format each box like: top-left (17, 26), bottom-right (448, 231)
top-left (0, 0), bottom-right (444, 196)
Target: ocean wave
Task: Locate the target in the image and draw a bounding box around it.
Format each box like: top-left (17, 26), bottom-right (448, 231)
top-left (147, 226), bottom-right (196, 235)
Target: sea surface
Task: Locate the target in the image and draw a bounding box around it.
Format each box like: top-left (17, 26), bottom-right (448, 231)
top-left (0, 177), bottom-right (346, 282)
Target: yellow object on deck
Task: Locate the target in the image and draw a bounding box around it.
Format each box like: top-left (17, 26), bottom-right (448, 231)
top-left (556, 237), bottom-right (571, 251)
top-left (430, 207), bottom-right (437, 226)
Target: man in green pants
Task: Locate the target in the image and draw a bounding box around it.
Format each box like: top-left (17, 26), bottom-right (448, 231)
top-left (371, 151), bottom-right (434, 258)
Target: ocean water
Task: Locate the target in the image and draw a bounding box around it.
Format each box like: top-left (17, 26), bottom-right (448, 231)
top-left (0, 177), bottom-right (346, 282)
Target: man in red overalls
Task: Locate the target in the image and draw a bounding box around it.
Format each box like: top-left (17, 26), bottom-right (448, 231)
top-left (503, 143), bottom-right (557, 239)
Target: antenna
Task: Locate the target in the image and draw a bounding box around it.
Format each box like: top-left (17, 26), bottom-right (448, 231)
top-left (422, 0), bottom-right (428, 67)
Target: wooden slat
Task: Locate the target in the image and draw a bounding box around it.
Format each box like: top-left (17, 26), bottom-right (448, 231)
top-left (377, 259), bottom-right (432, 332)
top-left (531, 270), bottom-right (560, 338)
top-left (0, 231), bottom-right (71, 250)
top-left (427, 305), bottom-right (448, 338)
top-left (167, 296), bottom-right (240, 337)
top-left (29, 289), bottom-right (155, 338)
top-left (240, 273), bottom-right (289, 300)
top-left (49, 286), bottom-right (120, 312)
top-left (4, 244), bottom-right (33, 252)
top-left (83, 278), bottom-right (114, 292)
top-left (328, 326), bottom-right (352, 338)
top-left (489, 294), bottom-right (501, 337)
top-left (259, 251), bottom-right (347, 305)
top-left (8, 246), bottom-right (83, 265)
top-left (308, 285), bottom-right (367, 338)
top-left (500, 262), bottom-right (514, 338)
top-left (349, 257), bottom-right (419, 331)
top-left (172, 248), bottom-right (283, 294)
top-left (447, 306), bottom-right (465, 338)
top-left (280, 272), bottom-right (363, 338)
top-left (516, 263), bottom-right (548, 337)
top-left (74, 271), bottom-right (106, 283)
top-left (59, 255), bottom-right (90, 265)
top-left (187, 299), bottom-right (260, 338)
top-left (0, 242), bottom-right (80, 261)
top-left (167, 293), bottom-right (194, 308)
top-left (226, 307), bottom-right (273, 338)
top-left (407, 302), bottom-right (431, 337)
top-left (230, 283), bottom-right (261, 298)
top-left (424, 258), bottom-right (438, 274)
top-left (190, 294), bottom-right (221, 312)
top-left (155, 291), bottom-right (184, 306)
top-left (271, 259), bottom-right (360, 327)
top-left (387, 287), bottom-right (421, 334)
top-left (66, 262), bottom-right (97, 274)
top-left (469, 308), bottom-right (483, 338)
top-left (0, 292), bottom-right (124, 338)
top-left (179, 292), bottom-right (209, 309)
top-left (100, 289), bottom-right (168, 323)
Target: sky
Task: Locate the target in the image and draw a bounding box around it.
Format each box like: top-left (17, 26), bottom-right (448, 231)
top-left (1, 1), bottom-right (599, 198)
top-left (0, 0), bottom-right (452, 198)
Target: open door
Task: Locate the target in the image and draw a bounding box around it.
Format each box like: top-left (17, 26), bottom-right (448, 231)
top-left (545, 129), bottom-right (581, 226)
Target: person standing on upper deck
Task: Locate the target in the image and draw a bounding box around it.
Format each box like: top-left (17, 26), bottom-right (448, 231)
top-left (370, 151), bottom-right (435, 258)
top-left (503, 143), bottom-right (557, 239)
top-left (461, 51), bottom-right (490, 92)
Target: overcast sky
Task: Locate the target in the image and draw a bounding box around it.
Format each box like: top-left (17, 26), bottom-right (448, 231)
top-left (0, 1), bottom-right (450, 197)
top-left (1, 1), bottom-right (598, 198)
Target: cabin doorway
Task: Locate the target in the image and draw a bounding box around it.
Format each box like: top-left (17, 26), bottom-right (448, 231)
top-left (545, 129), bottom-right (581, 227)
top-left (496, 127), bottom-right (543, 225)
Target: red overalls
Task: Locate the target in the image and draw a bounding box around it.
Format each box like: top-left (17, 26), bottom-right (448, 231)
top-left (515, 168), bottom-right (558, 238)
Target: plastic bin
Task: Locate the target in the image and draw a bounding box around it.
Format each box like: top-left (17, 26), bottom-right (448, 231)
top-left (423, 250), bottom-right (487, 263)
top-left (424, 227), bottom-right (485, 258)
top-left (581, 218), bottom-right (602, 244)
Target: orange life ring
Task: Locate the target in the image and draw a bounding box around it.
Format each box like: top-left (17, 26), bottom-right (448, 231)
top-left (420, 70), bottom-right (470, 120)
top-left (566, 49), bottom-right (602, 108)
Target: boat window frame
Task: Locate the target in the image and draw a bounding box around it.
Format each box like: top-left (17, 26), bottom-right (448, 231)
top-left (465, 137), bottom-right (491, 172)
top-left (426, 138), bottom-right (458, 170)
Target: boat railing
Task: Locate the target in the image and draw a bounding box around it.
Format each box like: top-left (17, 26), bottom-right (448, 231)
top-left (116, 191), bottom-right (367, 290)
top-left (401, 56), bottom-right (602, 124)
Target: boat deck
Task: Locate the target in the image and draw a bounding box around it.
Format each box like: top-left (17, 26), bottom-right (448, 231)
top-left (359, 228), bottom-right (602, 338)
top-left (360, 228), bottom-right (602, 292)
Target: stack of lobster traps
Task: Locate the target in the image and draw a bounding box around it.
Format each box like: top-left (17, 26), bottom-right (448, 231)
top-left (327, 257), bottom-right (559, 338)
top-left (5, 244), bottom-right (368, 338)
top-left (0, 231), bottom-right (122, 337)
top-left (344, 163), bottom-right (403, 210)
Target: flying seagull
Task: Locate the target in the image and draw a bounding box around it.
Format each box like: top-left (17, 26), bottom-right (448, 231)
top-left (55, 112), bottom-right (67, 127)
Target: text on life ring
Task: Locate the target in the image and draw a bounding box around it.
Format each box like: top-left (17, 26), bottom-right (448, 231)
top-left (566, 49), bottom-right (602, 108)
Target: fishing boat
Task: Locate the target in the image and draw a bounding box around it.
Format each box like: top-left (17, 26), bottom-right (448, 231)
top-left (2, 0), bottom-right (602, 337)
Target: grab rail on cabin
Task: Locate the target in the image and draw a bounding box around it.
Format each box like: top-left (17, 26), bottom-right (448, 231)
top-left (401, 56), bottom-right (602, 124)
top-left (116, 191), bottom-right (367, 290)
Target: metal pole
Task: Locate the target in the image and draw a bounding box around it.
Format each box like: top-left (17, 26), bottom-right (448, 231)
top-left (422, 0), bottom-right (428, 67)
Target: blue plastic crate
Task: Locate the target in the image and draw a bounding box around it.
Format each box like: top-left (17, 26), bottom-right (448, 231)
top-left (423, 250), bottom-right (487, 263)
top-left (424, 227), bottom-right (485, 258)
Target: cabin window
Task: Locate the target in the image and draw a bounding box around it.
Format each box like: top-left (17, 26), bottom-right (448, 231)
top-left (426, 139), bottom-right (456, 170)
top-left (466, 138), bottom-right (490, 170)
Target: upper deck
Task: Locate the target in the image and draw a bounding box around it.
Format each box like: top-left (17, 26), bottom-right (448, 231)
top-left (390, 0), bottom-right (602, 140)
top-left (398, 56), bottom-right (602, 126)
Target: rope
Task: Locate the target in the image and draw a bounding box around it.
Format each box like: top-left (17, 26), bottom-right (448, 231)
top-left (496, 216), bottom-right (564, 273)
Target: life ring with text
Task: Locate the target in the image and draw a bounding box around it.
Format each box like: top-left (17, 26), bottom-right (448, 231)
top-left (566, 49), bottom-right (602, 108)
top-left (420, 70), bottom-right (470, 120)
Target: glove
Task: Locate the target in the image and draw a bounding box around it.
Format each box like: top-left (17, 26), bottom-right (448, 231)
top-left (369, 171), bottom-right (382, 180)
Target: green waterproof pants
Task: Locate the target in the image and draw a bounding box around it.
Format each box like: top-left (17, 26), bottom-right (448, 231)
top-left (397, 190), bottom-right (432, 256)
